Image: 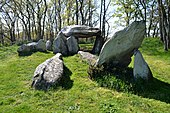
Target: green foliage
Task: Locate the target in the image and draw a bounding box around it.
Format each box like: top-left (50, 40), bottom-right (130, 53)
top-left (0, 38), bottom-right (170, 112)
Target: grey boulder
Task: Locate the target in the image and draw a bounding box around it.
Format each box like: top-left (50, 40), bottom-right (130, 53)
top-left (17, 42), bottom-right (38, 56)
top-left (46, 40), bottom-right (52, 51)
top-left (36, 39), bottom-right (46, 52)
top-left (78, 51), bottom-right (98, 65)
top-left (133, 50), bottom-right (153, 81)
top-left (27, 42), bottom-right (38, 52)
top-left (96, 21), bottom-right (146, 67)
top-left (31, 53), bottom-right (64, 90)
top-left (53, 32), bottom-right (68, 56)
top-left (67, 36), bottom-right (79, 55)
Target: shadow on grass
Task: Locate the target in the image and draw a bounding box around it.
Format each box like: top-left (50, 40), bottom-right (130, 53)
top-left (59, 65), bottom-right (73, 90)
top-left (89, 66), bottom-right (170, 103)
top-left (18, 51), bottom-right (51, 57)
top-left (137, 78), bottom-right (170, 103)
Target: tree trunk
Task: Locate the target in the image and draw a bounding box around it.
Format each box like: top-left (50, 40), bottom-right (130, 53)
top-left (75, 0), bottom-right (79, 25)
top-left (100, 0), bottom-right (103, 30)
top-left (102, 0), bottom-right (106, 39)
top-left (80, 0), bottom-right (85, 25)
top-left (158, 0), bottom-right (168, 51)
top-left (58, 0), bottom-right (62, 31)
top-left (42, 0), bottom-right (47, 39)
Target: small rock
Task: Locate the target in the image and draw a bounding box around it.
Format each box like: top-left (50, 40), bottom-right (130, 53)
top-left (78, 51), bottom-right (98, 65)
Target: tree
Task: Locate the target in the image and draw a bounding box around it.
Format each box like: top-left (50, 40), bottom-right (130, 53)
top-left (1, 0), bottom-right (17, 44)
top-left (157, 0), bottom-right (170, 51)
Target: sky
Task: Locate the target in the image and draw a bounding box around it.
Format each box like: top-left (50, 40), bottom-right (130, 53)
top-left (94, 0), bottom-right (125, 37)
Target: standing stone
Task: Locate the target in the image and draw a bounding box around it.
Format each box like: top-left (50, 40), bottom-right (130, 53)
top-left (53, 32), bottom-right (68, 56)
top-left (46, 40), bottom-right (52, 51)
top-left (31, 53), bottom-right (64, 90)
top-left (66, 36), bottom-right (79, 55)
top-left (36, 39), bottom-right (46, 52)
top-left (92, 35), bottom-right (104, 54)
top-left (96, 21), bottom-right (146, 67)
top-left (133, 50), bottom-right (153, 81)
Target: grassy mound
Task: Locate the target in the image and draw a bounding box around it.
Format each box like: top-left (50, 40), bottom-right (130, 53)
top-left (0, 38), bottom-right (170, 112)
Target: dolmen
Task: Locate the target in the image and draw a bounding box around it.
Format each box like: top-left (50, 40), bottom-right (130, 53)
top-left (95, 21), bottom-right (152, 81)
top-left (17, 39), bottom-right (46, 56)
top-left (53, 25), bottom-right (104, 56)
top-left (31, 53), bottom-right (64, 90)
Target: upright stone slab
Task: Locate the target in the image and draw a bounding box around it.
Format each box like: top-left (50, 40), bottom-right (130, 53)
top-left (53, 32), bottom-right (68, 56)
top-left (46, 40), bottom-right (52, 51)
top-left (92, 35), bottom-right (104, 54)
top-left (96, 21), bottom-right (146, 67)
top-left (31, 53), bottom-right (64, 90)
top-left (133, 50), bottom-right (153, 81)
top-left (66, 36), bottom-right (79, 55)
top-left (36, 39), bottom-right (46, 52)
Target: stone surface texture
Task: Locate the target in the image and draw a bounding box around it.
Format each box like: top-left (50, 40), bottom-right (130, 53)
top-left (61, 25), bottom-right (101, 37)
top-left (133, 50), bottom-right (153, 81)
top-left (17, 42), bottom-right (38, 56)
top-left (78, 51), bottom-right (98, 65)
top-left (46, 40), bottom-right (52, 51)
top-left (53, 32), bottom-right (68, 56)
top-left (36, 39), bottom-right (46, 52)
top-left (53, 25), bottom-right (103, 55)
top-left (67, 36), bottom-right (79, 55)
top-left (32, 53), bottom-right (64, 90)
top-left (96, 21), bottom-right (146, 67)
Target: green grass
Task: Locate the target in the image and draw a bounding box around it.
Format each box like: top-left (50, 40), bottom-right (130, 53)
top-left (79, 43), bottom-right (93, 52)
top-left (0, 38), bottom-right (170, 113)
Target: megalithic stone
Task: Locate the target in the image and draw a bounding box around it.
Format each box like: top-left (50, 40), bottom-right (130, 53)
top-left (96, 21), bottom-right (146, 67)
top-left (53, 32), bottom-right (68, 56)
top-left (61, 25), bottom-right (101, 37)
top-left (133, 49), bottom-right (153, 81)
top-left (32, 53), bottom-right (64, 90)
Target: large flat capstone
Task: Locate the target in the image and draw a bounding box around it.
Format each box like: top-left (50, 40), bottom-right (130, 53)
top-left (61, 25), bottom-right (101, 37)
top-left (96, 21), bottom-right (146, 67)
top-left (31, 53), bottom-right (64, 90)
